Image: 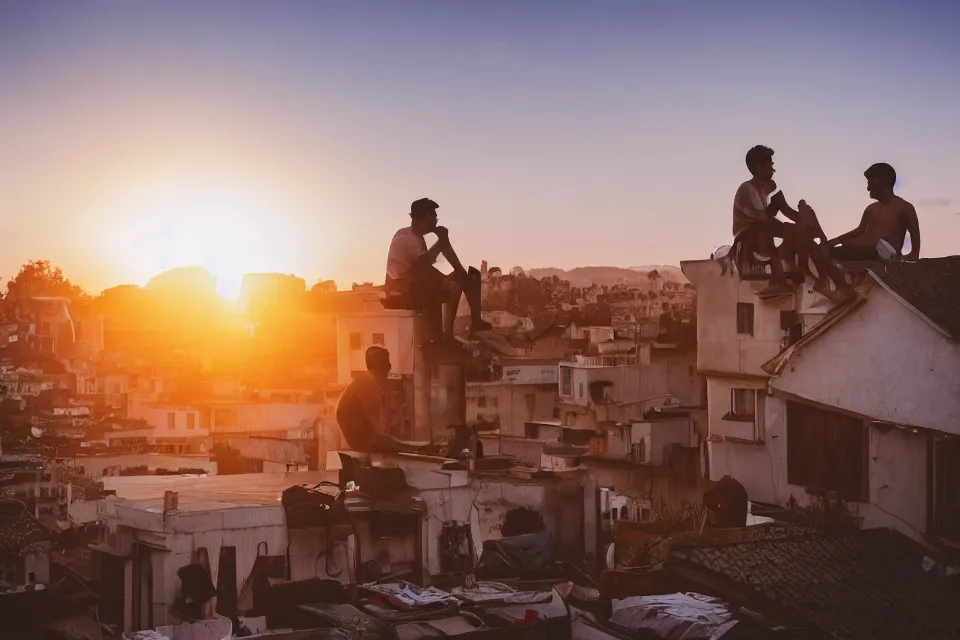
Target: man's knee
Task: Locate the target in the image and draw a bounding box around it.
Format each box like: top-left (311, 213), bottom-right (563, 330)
top-left (443, 277), bottom-right (463, 296)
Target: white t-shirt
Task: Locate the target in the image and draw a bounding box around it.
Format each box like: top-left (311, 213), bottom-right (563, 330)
top-left (385, 227), bottom-right (429, 281)
top-left (732, 180), bottom-right (769, 236)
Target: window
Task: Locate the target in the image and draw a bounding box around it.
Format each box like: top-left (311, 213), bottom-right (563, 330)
top-left (579, 383), bottom-right (584, 399)
top-left (780, 310), bottom-right (799, 331)
top-left (491, 396), bottom-right (498, 407)
top-left (349, 332), bottom-right (362, 350)
top-left (560, 366), bottom-right (573, 396)
top-left (477, 397), bottom-right (487, 408)
top-left (372, 333), bottom-right (385, 346)
top-left (786, 401), bottom-right (867, 500)
top-left (729, 388), bottom-right (756, 419)
top-left (186, 413), bottom-right (195, 429)
top-left (167, 412), bottom-right (176, 429)
top-left (932, 439), bottom-right (960, 540)
top-left (736, 302), bottom-right (754, 336)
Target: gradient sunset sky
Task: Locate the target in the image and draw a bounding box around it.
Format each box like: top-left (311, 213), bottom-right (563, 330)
top-left (2, 0), bottom-right (958, 297)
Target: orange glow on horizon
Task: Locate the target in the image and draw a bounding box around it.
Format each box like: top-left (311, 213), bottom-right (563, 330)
top-left (94, 177), bottom-right (313, 298)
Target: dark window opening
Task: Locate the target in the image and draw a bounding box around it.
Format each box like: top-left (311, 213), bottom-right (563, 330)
top-left (736, 302), bottom-right (755, 336)
top-left (933, 439), bottom-right (960, 541)
top-left (728, 388), bottom-right (756, 420)
top-left (786, 401), bottom-right (867, 501)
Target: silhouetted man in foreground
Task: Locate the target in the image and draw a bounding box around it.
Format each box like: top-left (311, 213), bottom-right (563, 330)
top-left (829, 162), bottom-right (921, 261)
top-left (733, 145), bottom-right (854, 303)
top-left (336, 346), bottom-right (430, 454)
top-left (385, 198), bottom-right (492, 340)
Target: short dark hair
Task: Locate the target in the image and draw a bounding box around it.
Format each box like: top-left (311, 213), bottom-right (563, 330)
top-left (865, 163), bottom-right (896, 190)
top-left (365, 345), bottom-right (389, 369)
top-left (410, 198), bottom-right (438, 219)
top-left (745, 145), bottom-right (774, 174)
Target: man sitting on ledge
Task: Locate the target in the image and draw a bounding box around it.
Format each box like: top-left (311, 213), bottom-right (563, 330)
top-left (828, 162), bottom-right (920, 262)
top-left (384, 198), bottom-right (492, 341)
top-left (336, 346), bottom-right (430, 454)
top-left (734, 145), bottom-right (854, 303)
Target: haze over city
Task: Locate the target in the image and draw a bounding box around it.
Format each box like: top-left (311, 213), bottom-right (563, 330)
top-left (2, 0), bottom-right (959, 298)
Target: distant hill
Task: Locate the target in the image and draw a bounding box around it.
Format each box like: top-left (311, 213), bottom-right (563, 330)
top-left (527, 265), bottom-right (688, 288)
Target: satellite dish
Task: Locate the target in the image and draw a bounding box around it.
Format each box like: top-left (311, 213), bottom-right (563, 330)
top-left (30, 427), bottom-right (43, 438)
top-left (712, 245), bottom-right (732, 260)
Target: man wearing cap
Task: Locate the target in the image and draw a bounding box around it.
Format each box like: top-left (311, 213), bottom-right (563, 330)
top-left (384, 198), bottom-right (492, 339)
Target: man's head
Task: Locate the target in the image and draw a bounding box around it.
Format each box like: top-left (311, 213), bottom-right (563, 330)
top-left (365, 346), bottom-right (391, 379)
top-left (864, 163), bottom-right (896, 200)
top-left (410, 198), bottom-right (439, 234)
top-left (745, 145), bottom-right (775, 181)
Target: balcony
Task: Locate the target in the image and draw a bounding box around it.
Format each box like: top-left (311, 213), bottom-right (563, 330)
top-left (567, 354), bottom-right (638, 367)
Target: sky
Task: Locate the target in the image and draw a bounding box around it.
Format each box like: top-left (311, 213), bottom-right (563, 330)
top-left (1, 0), bottom-right (959, 297)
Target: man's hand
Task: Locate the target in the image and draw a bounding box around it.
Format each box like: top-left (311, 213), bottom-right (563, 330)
top-left (770, 191), bottom-right (787, 211)
top-left (434, 226), bottom-right (450, 244)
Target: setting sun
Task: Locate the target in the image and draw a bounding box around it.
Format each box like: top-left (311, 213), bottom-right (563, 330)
top-left (98, 178), bottom-right (301, 298)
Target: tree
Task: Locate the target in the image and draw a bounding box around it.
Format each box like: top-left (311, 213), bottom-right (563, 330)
top-left (4, 260), bottom-right (85, 303)
top-left (0, 260), bottom-right (85, 321)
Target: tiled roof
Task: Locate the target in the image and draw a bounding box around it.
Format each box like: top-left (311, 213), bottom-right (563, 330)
top-left (0, 500), bottom-right (51, 556)
top-left (868, 256), bottom-right (960, 340)
top-left (669, 528), bottom-right (960, 640)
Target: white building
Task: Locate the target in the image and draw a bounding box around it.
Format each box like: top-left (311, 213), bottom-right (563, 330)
top-left (683, 255), bottom-right (960, 545)
top-left (333, 308), bottom-right (465, 445)
top-left (73, 464), bottom-right (587, 633)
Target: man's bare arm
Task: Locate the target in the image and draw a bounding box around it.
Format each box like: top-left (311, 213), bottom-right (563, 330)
top-left (829, 208), bottom-right (869, 246)
top-left (903, 202), bottom-right (921, 260)
top-left (433, 226), bottom-right (467, 275)
top-left (414, 237), bottom-right (446, 268)
top-left (771, 192), bottom-right (800, 222)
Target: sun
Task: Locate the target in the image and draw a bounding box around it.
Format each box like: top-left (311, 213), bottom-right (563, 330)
top-left (99, 178), bottom-right (296, 298)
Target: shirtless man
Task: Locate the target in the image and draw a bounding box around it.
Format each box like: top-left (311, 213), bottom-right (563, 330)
top-left (829, 163), bottom-right (921, 261)
top-left (335, 346), bottom-right (431, 454)
top-left (734, 145), bottom-right (854, 301)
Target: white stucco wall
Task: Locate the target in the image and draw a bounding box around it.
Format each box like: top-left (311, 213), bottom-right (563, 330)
top-left (706, 377), bottom-right (767, 444)
top-left (708, 391), bottom-right (929, 543)
top-left (770, 286), bottom-right (960, 434)
top-left (336, 312), bottom-right (417, 383)
top-left (681, 260), bottom-right (793, 376)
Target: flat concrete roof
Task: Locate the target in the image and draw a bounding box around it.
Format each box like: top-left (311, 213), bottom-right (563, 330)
top-left (102, 470), bottom-right (336, 509)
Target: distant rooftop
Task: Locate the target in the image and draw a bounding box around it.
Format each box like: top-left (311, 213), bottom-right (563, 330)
top-left (102, 470), bottom-right (335, 510)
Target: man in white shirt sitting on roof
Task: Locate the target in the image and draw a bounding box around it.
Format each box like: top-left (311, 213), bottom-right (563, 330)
top-left (384, 198), bottom-right (492, 340)
top-left (733, 145), bottom-right (854, 303)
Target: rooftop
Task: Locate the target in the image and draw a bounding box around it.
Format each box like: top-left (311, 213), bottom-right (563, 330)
top-left (102, 470), bottom-right (335, 510)
top-left (670, 528), bottom-right (960, 640)
top-left (868, 256), bottom-right (960, 340)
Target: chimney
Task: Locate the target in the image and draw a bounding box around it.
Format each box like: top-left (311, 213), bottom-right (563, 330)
top-left (163, 491), bottom-right (179, 513)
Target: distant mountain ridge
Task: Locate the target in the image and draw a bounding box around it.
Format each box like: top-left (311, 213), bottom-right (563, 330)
top-left (526, 265), bottom-right (688, 288)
